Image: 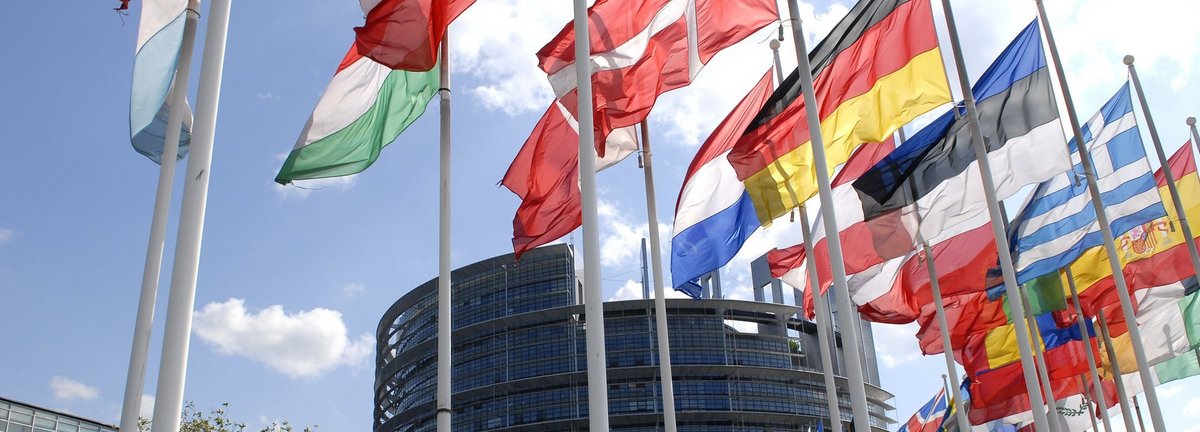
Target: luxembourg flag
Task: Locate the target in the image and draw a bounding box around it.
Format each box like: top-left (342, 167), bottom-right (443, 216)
top-left (130, 0), bottom-right (192, 164)
top-left (899, 388), bottom-right (949, 432)
top-left (670, 70), bottom-right (772, 298)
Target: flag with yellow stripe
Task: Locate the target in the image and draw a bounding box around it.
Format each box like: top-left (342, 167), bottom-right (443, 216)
top-left (726, 0), bottom-right (951, 223)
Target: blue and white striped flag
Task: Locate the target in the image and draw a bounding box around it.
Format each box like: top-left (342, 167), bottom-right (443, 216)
top-left (130, 0), bottom-right (192, 164)
top-left (1009, 83), bottom-right (1166, 282)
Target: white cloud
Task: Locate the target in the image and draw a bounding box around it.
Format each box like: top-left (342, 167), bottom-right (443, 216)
top-left (341, 282), bottom-right (365, 299)
top-left (140, 394), bottom-right (155, 419)
top-left (49, 376), bottom-right (99, 401)
top-left (871, 322), bottom-right (922, 369)
top-left (1186, 396), bottom-right (1200, 417)
top-left (192, 298), bottom-right (372, 378)
top-left (608, 278), bottom-right (691, 302)
top-left (451, 1), bottom-right (563, 115)
top-left (0, 227), bottom-right (13, 244)
top-left (255, 92), bottom-right (281, 103)
top-left (1159, 383), bottom-right (1184, 398)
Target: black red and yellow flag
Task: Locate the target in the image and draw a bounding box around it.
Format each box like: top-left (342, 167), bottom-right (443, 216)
top-left (727, 0), bottom-right (950, 223)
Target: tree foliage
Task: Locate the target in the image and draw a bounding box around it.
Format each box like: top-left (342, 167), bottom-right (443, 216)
top-left (138, 401), bottom-right (317, 432)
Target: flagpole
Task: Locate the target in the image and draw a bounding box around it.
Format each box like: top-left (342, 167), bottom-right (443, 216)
top-left (1093, 305), bottom-right (1137, 432)
top-left (572, 0), bottom-right (611, 430)
top-left (1126, 56), bottom-right (1200, 280)
top-left (1132, 396), bottom-right (1147, 432)
top-left (783, 2), bottom-right (872, 430)
top-left (1078, 375), bottom-right (1102, 432)
top-left (1064, 269), bottom-right (1115, 432)
top-left (435, 36), bottom-right (454, 432)
top-left (636, 119), bottom-right (678, 432)
top-left (148, 0), bottom-right (232, 430)
top-left (940, 1), bottom-right (1050, 428)
top-left (1019, 290), bottom-right (1064, 432)
top-left (1035, 3), bottom-right (1167, 429)
top-left (118, 3), bottom-right (199, 431)
top-left (901, 125), bottom-right (970, 432)
top-left (1188, 117), bottom-right (1200, 160)
top-left (769, 37), bottom-right (844, 432)
top-left (800, 211), bottom-right (846, 432)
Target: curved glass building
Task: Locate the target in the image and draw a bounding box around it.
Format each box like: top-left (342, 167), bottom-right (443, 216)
top-left (375, 244), bottom-right (895, 432)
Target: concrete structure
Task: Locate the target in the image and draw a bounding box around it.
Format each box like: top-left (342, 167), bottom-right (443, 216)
top-left (375, 245), bottom-right (895, 432)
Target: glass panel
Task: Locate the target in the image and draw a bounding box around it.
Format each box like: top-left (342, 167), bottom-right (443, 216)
top-left (10, 424), bottom-right (31, 432)
top-left (8, 413), bottom-right (31, 426)
top-left (77, 425), bottom-right (97, 432)
top-left (0, 420), bottom-right (7, 432)
top-left (32, 418), bottom-right (54, 429)
top-left (56, 424), bottom-right (77, 432)
top-left (8, 408), bottom-right (30, 416)
top-left (0, 409), bottom-right (7, 420)
top-left (33, 428), bottom-right (52, 432)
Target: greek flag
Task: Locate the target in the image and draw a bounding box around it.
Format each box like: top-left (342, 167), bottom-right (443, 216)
top-left (1009, 83), bottom-right (1166, 282)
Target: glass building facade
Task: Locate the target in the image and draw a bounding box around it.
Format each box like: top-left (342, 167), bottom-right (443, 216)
top-left (375, 244), bottom-right (895, 432)
top-left (0, 397), bottom-right (118, 432)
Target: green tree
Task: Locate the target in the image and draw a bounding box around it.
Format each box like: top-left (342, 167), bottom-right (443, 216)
top-left (138, 402), bottom-right (317, 432)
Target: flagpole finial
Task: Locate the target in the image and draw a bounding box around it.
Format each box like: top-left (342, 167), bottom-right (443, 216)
top-left (769, 39), bottom-right (781, 50)
top-left (1123, 55), bottom-right (1135, 66)
top-left (1187, 116), bottom-right (1196, 127)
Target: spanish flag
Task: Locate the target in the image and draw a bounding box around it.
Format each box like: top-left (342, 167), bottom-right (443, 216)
top-left (1067, 142), bottom-right (1200, 315)
top-left (726, 0), bottom-right (951, 223)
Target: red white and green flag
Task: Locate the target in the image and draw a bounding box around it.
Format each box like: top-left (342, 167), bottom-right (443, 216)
top-left (275, 46), bottom-right (439, 184)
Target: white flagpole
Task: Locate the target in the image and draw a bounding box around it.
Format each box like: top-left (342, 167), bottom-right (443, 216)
top-left (1188, 118), bottom-right (1200, 160)
top-left (572, 0), bottom-right (611, 430)
top-left (148, 0), bottom-right (232, 430)
top-left (1093, 305), bottom-right (1137, 432)
top-left (1064, 269), bottom-right (1115, 432)
top-left (118, 2), bottom-right (199, 431)
top-left (636, 120), bottom-right (678, 432)
top-left (1019, 290), bottom-right (1064, 432)
top-left (1034, 3), bottom-right (1166, 429)
top-left (940, 0), bottom-right (1050, 428)
top-left (768, 37), bottom-right (843, 432)
top-left (801, 212), bottom-right (846, 432)
top-left (436, 37), bottom-right (454, 432)
top-left (782, 2), bottom-right (872, 430)
top-left (1126, 56), bottom-right (1200, 280)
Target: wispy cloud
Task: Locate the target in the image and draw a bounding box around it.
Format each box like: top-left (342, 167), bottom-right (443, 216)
top-left (341, 282), bottom-right (365, 299)
top-left (0, 227), bottom-right (14, 244)
top-left (256, 92), bottom-right (281, 103)
top-left (50, 376), bottom-right (99, 401)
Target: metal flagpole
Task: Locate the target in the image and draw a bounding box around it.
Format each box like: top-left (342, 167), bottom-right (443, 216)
top-left (1188, 117), bottom-right (1200, 161)
top-left (1126, 56), bottom-right (1200, 280)
top-left (1094, 306), bottom-right (1137, 432)
top-left (769, 38), bottom-right (843, 432)
top-left (940, 0), bottom-right (1050, 428)
top-left (641, 238), bottom-right (650, 300)
top-left (1019, 290), bottom-right (1064, 432)
top-left (636, 120), bottom-right (678, 432)
top-left (436, 37), bottom-right (454, 432)
top-left (119, 3), bottom-right (199, 431)
top-left (1080, 375), bottom-right (1103, 432)
top-left (801, 212), bottom-right (846, 432)
top-left (1034, 3), bottom-right (1167, 429)
top-left (148, 0), bottom-right (232, 430)
top-left (897, 124), bottom-right (971, 432)
top-left (783, 2), bottom-right (872, 429)
top-left (572, 0), bottom-right (611, 429)
top-left (1064, 269), bottom-right (1114, 432)
top-left (1132, 396), bottom-right (1147, 432)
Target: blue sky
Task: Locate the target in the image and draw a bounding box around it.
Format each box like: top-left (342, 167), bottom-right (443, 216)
top-left (2, 0), bottom-right (1200, 431)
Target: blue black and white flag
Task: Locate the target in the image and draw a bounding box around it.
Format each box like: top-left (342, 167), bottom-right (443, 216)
top-left (1009, 83), bottom-right (1167, 282)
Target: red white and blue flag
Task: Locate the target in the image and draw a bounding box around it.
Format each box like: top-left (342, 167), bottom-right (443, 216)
top-left (899, 388), bottom-right (949, 432)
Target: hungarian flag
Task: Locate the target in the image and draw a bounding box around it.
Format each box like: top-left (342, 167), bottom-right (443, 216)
top-left (501, 0), bottom-right (778, 258)
top-left (275, 45), bottom-right (439, 184)
top-left (354, 0), bottom-right (477, 71)
top-left (727, 0), bottom-right (951, 223)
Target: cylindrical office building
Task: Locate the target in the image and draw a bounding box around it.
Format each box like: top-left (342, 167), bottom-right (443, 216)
top-left (375, 244), bottom-right (895, 432)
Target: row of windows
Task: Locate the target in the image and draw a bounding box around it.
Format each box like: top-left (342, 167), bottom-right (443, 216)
top-left (0, 402), bottom-right (115, 432)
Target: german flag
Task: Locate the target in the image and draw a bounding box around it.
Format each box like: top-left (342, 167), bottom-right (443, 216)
top-left (1067, 142), bottom-right (1200, 315)
top-left (727, 0), bottom-right (950, 223)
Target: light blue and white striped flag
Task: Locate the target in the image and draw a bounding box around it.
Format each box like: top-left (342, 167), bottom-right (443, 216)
top-left (1009, 83), bottom-right (1166, 282)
